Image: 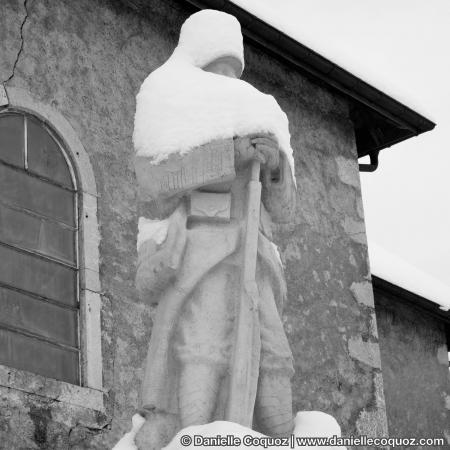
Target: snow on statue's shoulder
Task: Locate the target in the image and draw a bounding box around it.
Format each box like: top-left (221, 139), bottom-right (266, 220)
top-left (133, 58), bottom-right (295, 176)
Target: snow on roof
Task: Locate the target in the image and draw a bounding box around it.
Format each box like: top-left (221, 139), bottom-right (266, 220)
top-left (229, 0), bottom-right (433, 121)
top-left (368, 242), bottom-right (450, 312)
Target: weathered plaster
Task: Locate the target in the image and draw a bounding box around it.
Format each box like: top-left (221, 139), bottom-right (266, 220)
top-left (356, 372), bottom-right (388, 438)
top-left (0, 84), bottom-right (8, 106)
top-left (0, 0), bottom-right (28, 84)
top-left (445, 394), bottom-right (450, 411)
top-left (0, 365), bottom-right (103, 411)
top-left (350, 281), bottom-right (375, 307)
top-left (348, 337), bottom-right (381, 369)
top-left (375, 290), bottom-right (450, 445)
top-left (437, 345), bottom-right (449, 366)
top-left (335, 155), bottom-right (360, 188)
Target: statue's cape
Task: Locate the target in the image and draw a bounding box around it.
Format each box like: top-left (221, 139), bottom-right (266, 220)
top-left (132, 10), bottom-right (295, 176)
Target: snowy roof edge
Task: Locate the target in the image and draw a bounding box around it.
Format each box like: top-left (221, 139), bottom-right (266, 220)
top-left (369, 242), bottom-right (450, 317)
top-left (372, 276), bottom-right (450, 323)
top-left (182, 0), bottom-right (436, 158)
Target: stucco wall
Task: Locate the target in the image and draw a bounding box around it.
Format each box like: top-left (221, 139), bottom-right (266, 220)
top-left (0, 0), bottom-right (386, 448)
top-left (374, 289), bottom-right (450, 448)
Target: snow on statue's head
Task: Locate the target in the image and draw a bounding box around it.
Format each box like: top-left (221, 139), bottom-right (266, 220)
top-left (174, 9), bottom-right (244, 76)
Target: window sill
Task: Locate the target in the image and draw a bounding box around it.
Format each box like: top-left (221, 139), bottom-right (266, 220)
top-left (0, 363), bottom-right (104, 412)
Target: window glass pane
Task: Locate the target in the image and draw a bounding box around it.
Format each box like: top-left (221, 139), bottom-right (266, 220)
top-left (0, 204), bottom-right (75, 264)
top-left (27, 117), bottom-right (74, 189)
top-left (0, 328), bottom-right (79, 384)
top-left (0, 245), bottom-right (77, 306)
top-left (0, 164), bottom-right (75, 226)
top-left (0, 286), bottom-right (78, 347)
top-left (0, 114), bottom-right (24, 167)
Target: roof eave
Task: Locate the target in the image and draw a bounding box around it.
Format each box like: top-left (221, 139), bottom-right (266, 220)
top-left (373, 275), bottom-right (450, 324)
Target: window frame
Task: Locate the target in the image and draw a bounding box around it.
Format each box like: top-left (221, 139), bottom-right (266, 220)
top-left (0, 87), bottom-right (103, 411)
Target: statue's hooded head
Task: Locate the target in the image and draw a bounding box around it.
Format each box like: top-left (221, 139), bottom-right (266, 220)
top-left (173, 9), bottom-right (244, 77)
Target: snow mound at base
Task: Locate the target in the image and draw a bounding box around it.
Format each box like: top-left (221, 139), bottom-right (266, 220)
top-left (164, 412), bottom-right (345, 450)
top-left (112, 411), bottom-right (345, 450)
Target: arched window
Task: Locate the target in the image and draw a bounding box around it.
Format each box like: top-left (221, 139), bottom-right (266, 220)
top-left (0, 112), bottom-right (80, 385)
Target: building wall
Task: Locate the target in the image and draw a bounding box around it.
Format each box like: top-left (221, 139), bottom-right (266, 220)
top-left (0, 0), bottom-right (386, 448)
top-left (374, 288), bottom-right (450, 448)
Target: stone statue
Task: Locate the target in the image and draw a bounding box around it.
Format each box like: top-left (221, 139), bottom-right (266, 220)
top-left (134, 10), bottom-right (296, 437)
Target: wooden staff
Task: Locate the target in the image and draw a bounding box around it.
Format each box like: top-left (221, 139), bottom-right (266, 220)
top-left (226, 159), bottom-right (262, 427)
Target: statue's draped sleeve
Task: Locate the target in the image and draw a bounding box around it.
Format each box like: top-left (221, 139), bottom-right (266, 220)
top-left (261, 153), bottom-right (296, 223)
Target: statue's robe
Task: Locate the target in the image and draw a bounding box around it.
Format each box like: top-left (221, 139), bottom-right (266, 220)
top-left (138, 147), bottom-right (296, 418)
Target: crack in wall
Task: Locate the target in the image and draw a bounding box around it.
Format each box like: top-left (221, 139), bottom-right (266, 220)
top-left (3, 0), bottom-right (29, 84)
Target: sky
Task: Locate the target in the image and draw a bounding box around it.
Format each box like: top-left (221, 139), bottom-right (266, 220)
top-left (232, 0), bottom-right (450, 286)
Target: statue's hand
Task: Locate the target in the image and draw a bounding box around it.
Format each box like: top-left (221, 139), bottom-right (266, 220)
top-left (234, 133), bottom-right (280, 170)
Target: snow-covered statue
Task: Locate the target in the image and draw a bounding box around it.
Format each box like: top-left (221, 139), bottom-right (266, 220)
top-left (133, 9), bottom-right (296, 438)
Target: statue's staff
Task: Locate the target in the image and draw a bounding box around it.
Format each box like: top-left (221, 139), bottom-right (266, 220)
top-left (226, 158), bottom-right (262, 427)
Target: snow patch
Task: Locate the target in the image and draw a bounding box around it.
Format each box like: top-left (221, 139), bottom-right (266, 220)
top-left (292, 411), bottom-right (344, 448)
top-left (164, 412), bottom-right (345, 450)
top-left (369, 242), bottom-right (450, 311)
top-left (112, 414), bottom-right (146, 450)
top-left (133, 10), bottom-right (295, 175)
top-left (113, 411), bottom-right (345, 450)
